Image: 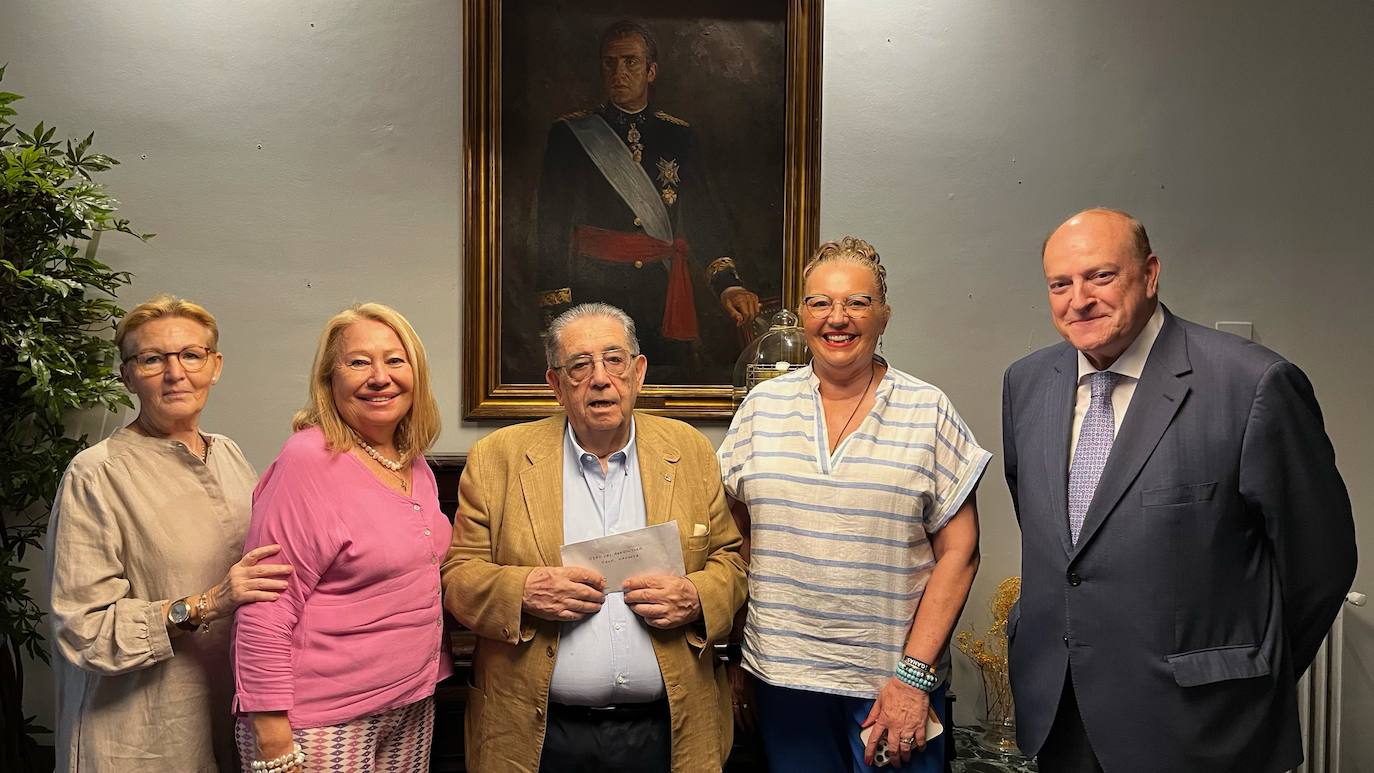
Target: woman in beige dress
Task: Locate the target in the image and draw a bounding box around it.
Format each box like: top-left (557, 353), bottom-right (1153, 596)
top-left (45, 295), bottom-right (293, 772)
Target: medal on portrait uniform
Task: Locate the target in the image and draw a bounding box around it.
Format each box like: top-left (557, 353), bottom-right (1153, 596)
top-left (627, 123), bottom-right (643, 163)
top-left (657, 158), bottom-right (679, 206)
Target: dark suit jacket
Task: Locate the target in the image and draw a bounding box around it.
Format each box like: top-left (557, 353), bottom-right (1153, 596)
top-left (1001, 308), bottom-right (1355, 773)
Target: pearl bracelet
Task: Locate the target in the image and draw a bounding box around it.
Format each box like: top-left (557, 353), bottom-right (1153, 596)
top-left (252, 742), bottom-right (305, 772)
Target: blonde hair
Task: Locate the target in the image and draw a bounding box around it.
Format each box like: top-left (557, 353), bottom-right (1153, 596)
top-left (801, 236), bottom-right (889, 303)
top-left (292, 303), bottom-right (441, 463)
top-left (115, 294), bottom-right (219, 357)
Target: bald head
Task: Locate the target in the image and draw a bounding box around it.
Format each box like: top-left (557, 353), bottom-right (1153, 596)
top-left (1041, 208), bottom-right (1161, 369)
top-left (1043, 208), bottom-right (1153, 265)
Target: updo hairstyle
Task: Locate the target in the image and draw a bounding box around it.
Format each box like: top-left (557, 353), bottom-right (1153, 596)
top-left (801, 236), bottom-right (888, 303)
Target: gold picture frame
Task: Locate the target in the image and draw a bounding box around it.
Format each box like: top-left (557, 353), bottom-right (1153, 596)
top-left (463, 0), bottom-right (822, 420)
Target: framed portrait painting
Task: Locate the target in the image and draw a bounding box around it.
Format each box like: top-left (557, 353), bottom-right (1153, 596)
top-left (463, 0), bottom-right (822, 419)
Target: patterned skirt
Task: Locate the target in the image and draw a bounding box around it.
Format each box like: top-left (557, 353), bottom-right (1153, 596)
top-left (235, 696), bottom-right (435, 773)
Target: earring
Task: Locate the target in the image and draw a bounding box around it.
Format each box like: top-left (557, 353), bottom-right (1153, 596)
top-left (878, 337), bottom-right (884, 354)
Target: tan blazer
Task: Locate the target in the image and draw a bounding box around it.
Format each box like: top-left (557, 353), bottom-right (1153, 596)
top-left (442, 413), bottom-right (747, 773)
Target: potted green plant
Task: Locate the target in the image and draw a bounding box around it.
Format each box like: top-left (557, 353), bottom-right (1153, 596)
top-left (0, 65), bottom-right (148, 769)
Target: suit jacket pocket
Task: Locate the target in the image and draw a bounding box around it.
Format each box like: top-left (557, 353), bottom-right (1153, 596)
top-left (685, 542), bottom-right (709, 572)
top-left (1142, 481), bottom-right (1217, 508)
top-left (1166, 643), bottom-right (1270, 687)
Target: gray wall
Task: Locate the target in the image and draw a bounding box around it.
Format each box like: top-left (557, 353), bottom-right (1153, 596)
top-left (3, 0), bottom-right (1370, 767)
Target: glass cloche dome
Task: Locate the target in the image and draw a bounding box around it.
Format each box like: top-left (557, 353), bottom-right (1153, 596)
top-left (732, 309), bottom-right (811, 407)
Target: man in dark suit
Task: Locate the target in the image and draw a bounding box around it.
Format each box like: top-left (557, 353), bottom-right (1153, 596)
top-left (534, 19), bottom-right (760, 384)
top-left (1001, 208), bottom-right (1356, 773)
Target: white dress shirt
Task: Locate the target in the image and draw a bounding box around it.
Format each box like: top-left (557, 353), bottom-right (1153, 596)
top-left (1069, 304), bottom-right (1165, 466)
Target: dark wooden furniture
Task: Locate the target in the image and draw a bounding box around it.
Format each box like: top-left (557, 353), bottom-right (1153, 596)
top-left (429, 454), bottom-right (471, 772)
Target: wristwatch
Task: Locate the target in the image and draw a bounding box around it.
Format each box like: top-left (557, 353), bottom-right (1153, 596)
top-left (167, 597), bottom-right (197, 631)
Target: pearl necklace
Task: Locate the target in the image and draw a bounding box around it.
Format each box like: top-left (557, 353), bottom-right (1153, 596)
top-left (351, 431), bottom-right (404, 472)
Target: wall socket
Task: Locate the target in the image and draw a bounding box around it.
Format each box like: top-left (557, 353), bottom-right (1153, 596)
top-left (1215, 321), bottom-right (1254, 340)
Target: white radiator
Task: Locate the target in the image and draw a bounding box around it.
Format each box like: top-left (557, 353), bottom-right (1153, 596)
top-left (1293, 591), bottom-right (1366, 773)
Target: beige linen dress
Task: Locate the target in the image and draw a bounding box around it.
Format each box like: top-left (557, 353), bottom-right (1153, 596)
top-left (46, 427), bottom-right (255, 772)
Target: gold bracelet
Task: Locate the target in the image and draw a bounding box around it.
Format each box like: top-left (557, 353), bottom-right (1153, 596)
top-left (196, 593), bottom-right (210, 633)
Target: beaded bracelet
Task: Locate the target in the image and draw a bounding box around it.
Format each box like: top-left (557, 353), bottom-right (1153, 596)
top-left (896, 671), bottom-right (938, 693)
top-left (252, 743), bottom-right (305, 772)
top-left (897, 656), bottom-right (938, 681)
top-left (895, 661), bottom-right (939, 692)
top-left (896, 664), bottom-right (938, 685)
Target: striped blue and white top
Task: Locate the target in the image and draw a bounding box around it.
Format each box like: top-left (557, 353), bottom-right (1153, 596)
top-left (718, 363), bottom-right (991, 698)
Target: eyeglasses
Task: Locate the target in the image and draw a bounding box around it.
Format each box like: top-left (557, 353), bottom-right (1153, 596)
top-left (123, 345), bottom-right (216, 376)
top-left (554, 348), bottom-right (636, 384)
top-left (337, 355), bottom-right (410, 372)
top-left (801, 294), bottom-right (880, 319)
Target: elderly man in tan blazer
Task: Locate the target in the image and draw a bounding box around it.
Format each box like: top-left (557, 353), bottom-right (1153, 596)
top-left (442, 302), bottom-right (747, 773)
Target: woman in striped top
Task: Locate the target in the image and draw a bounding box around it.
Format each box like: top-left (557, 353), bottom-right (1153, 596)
top-left (719, 237), bottom-right (990, 772)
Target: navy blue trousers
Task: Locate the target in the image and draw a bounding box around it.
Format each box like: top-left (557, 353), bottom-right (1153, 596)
top-left (754, 680), bottom-right (948, 773)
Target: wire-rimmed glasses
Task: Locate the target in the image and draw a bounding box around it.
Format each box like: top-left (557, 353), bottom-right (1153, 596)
top-left (553, 348), bottom-right (636, 384)
top-left (801, 294), bottom-right (880, 319)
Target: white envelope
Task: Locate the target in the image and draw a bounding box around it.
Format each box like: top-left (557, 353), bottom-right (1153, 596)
top-left (560, 521), bottom-right (686, 590)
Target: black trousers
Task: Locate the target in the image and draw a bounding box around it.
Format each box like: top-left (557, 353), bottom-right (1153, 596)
top-left (1037, 673), bottom-right (1106, 773)
top-left (538, 699), bottom-right (671, 773)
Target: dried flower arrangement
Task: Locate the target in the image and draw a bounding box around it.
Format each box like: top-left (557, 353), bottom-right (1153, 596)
top-left (956, 575), bottom-right (1021, 740)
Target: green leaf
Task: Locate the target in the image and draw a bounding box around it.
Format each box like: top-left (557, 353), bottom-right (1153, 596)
top-left (0, 67), bottom-right (144, 743)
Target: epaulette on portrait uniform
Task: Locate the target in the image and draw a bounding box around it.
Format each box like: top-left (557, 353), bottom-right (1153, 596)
top-left (557, 108), bottom-right (592, 122)
top-left (654, 110), bottom-right (690, 127)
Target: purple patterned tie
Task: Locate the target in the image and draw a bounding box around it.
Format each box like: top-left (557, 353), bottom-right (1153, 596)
top-left (1068, 370), bottom-right (1121, 544)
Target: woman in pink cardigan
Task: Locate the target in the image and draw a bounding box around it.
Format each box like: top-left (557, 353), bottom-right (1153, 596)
top-left (233, 303), bottom-right (452, 773)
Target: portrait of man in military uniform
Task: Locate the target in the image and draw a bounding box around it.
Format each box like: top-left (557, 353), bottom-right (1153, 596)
top-left (496, 4), bottom-right (789, 388)
top-left (533, 19), bottom-right (763, 384)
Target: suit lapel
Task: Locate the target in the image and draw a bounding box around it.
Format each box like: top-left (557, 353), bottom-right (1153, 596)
top-left (519, 419), bottom-right (566, 566)
top-left (636, 415), bottom-right (681, 528)
top-left (1042, 345), bottom-right (1079, 556)
top-left (1071, 312), bottom-right (1192, 558)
